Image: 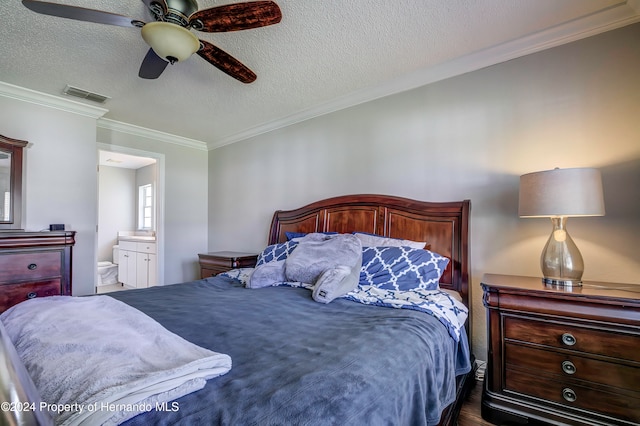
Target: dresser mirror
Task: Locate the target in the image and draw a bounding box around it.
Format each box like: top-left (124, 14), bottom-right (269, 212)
top-left (0, 134), bottom-right (28, 230)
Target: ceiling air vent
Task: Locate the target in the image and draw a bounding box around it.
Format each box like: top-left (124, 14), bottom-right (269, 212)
top-left (62, 85), bottom-right (110, 104)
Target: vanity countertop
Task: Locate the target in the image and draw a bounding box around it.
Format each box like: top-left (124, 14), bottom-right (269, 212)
top-left (118, 236), bottom-right (156, 242)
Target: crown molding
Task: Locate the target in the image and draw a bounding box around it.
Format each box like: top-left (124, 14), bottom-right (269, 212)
top-left (0, 81), bottom-right (208, 150)
top-left (209, 0), bottom-right (640, 150)
top-left (98, 118), bottom-right (208, 151)
top-left (0, 81), bottom-right (108, 119)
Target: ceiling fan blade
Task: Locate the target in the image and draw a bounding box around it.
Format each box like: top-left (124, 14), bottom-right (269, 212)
top-left (22, 0), bottom-right (138, 27)
top-left (197, 40), bottom-right (256, 84)
top-left (189, 1), bottom-right (281, 32)
top-left (138, 48), bottom-right (169, 79)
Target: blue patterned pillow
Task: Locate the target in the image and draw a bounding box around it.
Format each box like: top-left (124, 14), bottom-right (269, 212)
top-left (256, 241), bottom-right (298, 266)
top-left (359, 246), bottom-right (449, 291)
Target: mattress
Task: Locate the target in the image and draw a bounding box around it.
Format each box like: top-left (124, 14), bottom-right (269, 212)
top-left (108, 275), bottom-right (471, 426)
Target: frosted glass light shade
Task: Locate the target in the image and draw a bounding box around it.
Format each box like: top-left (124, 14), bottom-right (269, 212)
top-left (518, 167), bottom-right (605, 287)
top-left (141, 22), bottom-right (199, 63)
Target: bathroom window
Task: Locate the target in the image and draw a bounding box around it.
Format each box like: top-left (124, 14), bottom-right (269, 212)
top-left (138, 184), bottom-right (154, 230)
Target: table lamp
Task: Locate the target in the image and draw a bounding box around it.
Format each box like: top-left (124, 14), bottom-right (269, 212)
top-left (518, 167), bottom-right (605, 287)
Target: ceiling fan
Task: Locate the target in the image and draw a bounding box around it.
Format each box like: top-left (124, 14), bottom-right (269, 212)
top-left (21, 0), bottom-right (282, 83)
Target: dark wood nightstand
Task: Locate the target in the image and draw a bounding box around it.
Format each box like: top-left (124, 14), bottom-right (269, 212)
top-left (481, 273), bottom-right (640, 426)
top-left (198, 251), bottom-right (258, 278)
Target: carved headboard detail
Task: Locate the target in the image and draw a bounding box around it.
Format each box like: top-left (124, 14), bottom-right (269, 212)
top-left (268, 194), bottom-right (470, 306)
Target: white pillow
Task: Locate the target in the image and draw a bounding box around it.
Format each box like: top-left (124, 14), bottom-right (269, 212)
top-left (353, 232), bottom-right (426, 249)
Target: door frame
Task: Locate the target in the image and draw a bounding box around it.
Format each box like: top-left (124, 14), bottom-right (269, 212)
top-left (96, 143), bottom-right (165, 287)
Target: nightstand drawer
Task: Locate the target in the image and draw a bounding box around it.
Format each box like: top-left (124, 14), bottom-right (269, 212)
top-left (505, 343), bottom-right (640, 391)
top-left (0, 232), bottom-right (75, 313)
top-left (506, 370), bottom-right (640, 423)
top-left (201, 267), bottom-right (226, 278)
top-left (0, 280), bottom-right (61, 311)
top-left (0, 251), bottom-right (62, 282)
top-left (504, 315), bottom-right (640, 362)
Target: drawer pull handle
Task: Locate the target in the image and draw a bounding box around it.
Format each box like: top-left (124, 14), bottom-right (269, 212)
top-left (561, 361), bottom-right (576, 375)
top-left (28, 263), bottom-right (38, 270)
top-left (562, 388), bottom-right (577, 403)
top-left (561, 333), bottom-right (576, 346)
top-left (26, 292), bottom-right (37, 299)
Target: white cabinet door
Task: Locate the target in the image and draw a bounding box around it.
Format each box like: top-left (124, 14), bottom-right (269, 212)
top-left (147, 253), bottom-right (157, 287)
top-left (135, 253), bottom-right (157, 288)
top-left (118, 249), bottom-right (136, 287)
top-left (126, 251), bottom-right (136, 287)
top-left (117, 251), bottom-right (127, 285)
top-left (136, 252), bottom-right (149, 288)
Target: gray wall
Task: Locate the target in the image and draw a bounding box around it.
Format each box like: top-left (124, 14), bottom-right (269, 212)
top-left (0, 95), bottom-right (209, 295)
top-left (208, 23), bottom-right (640, 359)
top-left (0, 96), bottom-right (100, 296)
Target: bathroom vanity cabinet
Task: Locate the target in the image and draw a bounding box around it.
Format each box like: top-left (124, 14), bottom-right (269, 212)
top-left (0, 231), bottom-right (76, 312)
top-left (118, 240), bottom-right (156, 288)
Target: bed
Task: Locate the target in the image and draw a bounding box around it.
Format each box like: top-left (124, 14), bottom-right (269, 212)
top-left (0, 194), bottom-right (473, 426)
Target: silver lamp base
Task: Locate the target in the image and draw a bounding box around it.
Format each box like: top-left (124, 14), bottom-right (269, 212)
top-left (540, 217), bottom-right (585, 289)
top-left (542, 277), bottom-right (583, 289)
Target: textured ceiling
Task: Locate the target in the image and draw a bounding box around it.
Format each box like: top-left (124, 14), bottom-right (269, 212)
top-left (1, 0), bottom-right (639, 149)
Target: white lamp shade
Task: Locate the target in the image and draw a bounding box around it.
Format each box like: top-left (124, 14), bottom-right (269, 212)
top-left (141, 22), bottom-right (200, 63)
top-left (519, 167), bottom-right (605, 218)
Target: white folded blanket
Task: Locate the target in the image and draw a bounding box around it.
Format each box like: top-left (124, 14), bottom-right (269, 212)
top-left (0, 296), bottom-right (232, 426)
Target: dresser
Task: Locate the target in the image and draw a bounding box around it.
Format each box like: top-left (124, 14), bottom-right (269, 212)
top-left (198, 251), bottom-right (258, 278)
top-left (0, 231), bottom-right (76, 312)
top-left (481, 273), bottom-right (640, 426)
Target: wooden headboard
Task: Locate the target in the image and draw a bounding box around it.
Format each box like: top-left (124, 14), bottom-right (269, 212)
top-left (268, 194), bottom-right (471, 306)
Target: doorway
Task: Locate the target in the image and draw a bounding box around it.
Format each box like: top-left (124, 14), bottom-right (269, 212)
top-left (96, 145), bottom-right (165, 293)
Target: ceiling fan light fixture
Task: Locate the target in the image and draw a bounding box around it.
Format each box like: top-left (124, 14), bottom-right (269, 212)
top-left (141, 21), bottom-right (199, 64)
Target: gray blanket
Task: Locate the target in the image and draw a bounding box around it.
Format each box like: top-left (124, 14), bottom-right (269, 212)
top-left (110, 276), bottom-right (470, 426)
top-left (1, 295), bottom-right (232, 426)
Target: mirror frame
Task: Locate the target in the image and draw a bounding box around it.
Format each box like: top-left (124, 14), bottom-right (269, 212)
top-left (0, 134), bottom-right (28, 230)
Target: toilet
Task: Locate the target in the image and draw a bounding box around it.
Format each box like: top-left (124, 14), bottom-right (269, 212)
top-left (97, 245), bottom-right (120, 286)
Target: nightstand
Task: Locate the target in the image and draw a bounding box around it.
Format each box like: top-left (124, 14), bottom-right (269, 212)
top-left (198, 251), bottom-right (258, 278)
top-left (481, 273), bottom-right (640, 426)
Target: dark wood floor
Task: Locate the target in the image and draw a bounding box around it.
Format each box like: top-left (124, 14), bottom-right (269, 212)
top-left (458, 379), bottom-right (495, 426)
